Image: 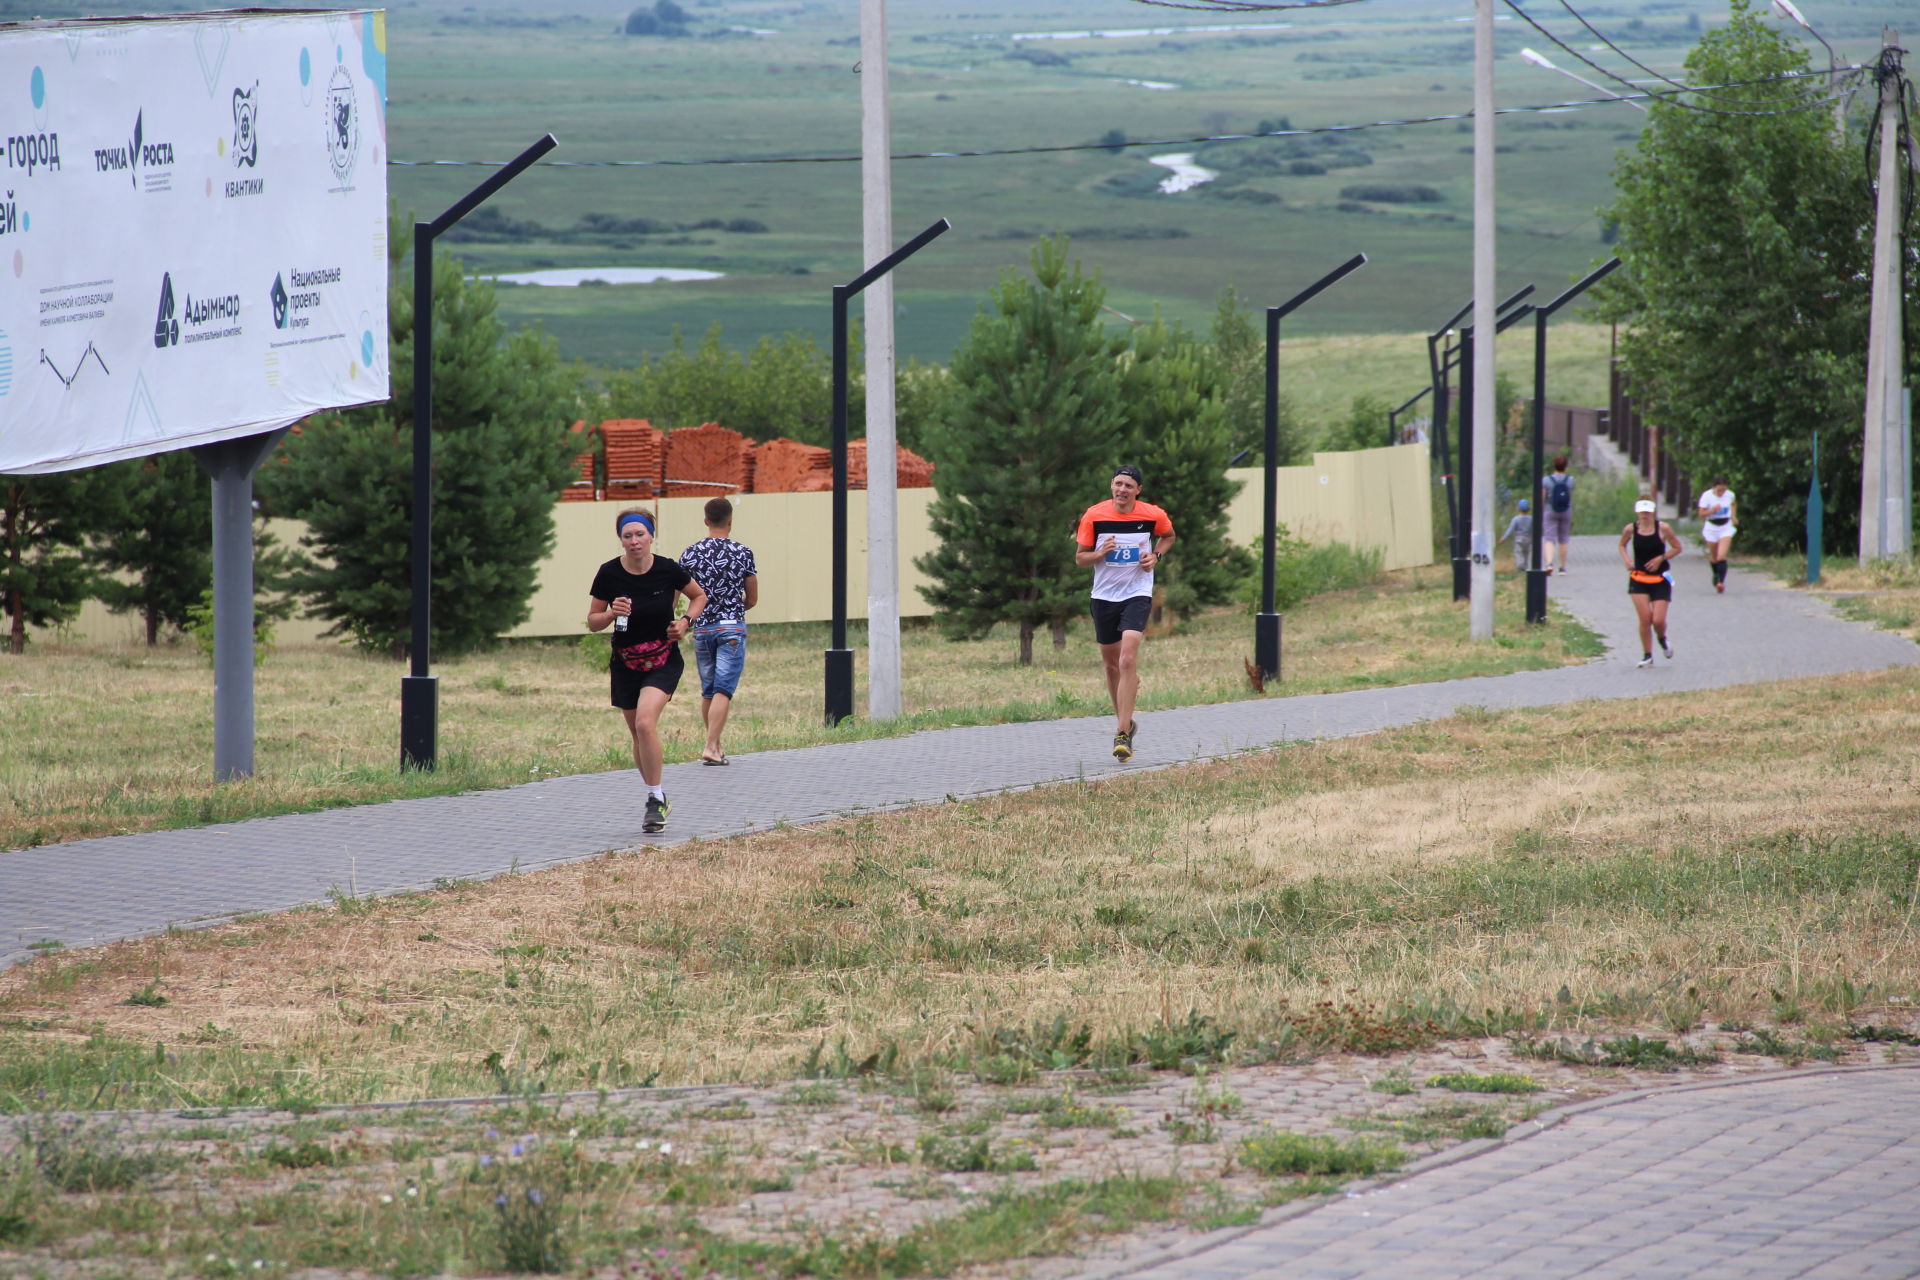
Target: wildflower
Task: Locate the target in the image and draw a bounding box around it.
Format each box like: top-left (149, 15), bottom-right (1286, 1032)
top-left (511, 1142), bottom-right (525, 1157)
top-left (487, 1128), bottom-right (500, 1138)
top-left (479, 1153), bottom-right (493, 1168)
top-left (568, 1127), bottom-right (579, 1139)
top-left (252, 1262), bottom-right (265, 1271)
top-left (635, 1139), bottom-right (653, 1152)
top-left (658, 1141), bottom-right (673, 1156)
top-left (405, 1186), bottom-right (418, 1197)
top-left (380, 1194), bottom-right (393, 1204)
top-left (495, 1193), bottom-right (509, 1207)
top-left (527, 1188), bottom-right (545, 1205)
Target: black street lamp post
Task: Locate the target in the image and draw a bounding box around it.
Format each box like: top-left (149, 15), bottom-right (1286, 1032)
top-left (1430, 286), bottom-right (1534, 600)
top-left (401, 133), bottom-right (558, 771)
top-left (1256, 252), bottom-right (1368, 683)
top-left (1527, 256), bottom-right (1621, 622)
top-left (826, 217), bottom-right (951, 726)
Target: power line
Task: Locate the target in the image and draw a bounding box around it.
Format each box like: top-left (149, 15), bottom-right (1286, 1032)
top-left (1122, 0), bottom-right (1365, 10)
top-left (1500, 0), bottom-right (1853, 118)
top-left (389, 70), bottom-right (1847, 171)
top-left (1549, 0), bottom-right (1832, 108)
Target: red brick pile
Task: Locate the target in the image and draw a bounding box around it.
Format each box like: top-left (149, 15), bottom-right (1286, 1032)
top-left (601, 419), bottom-right (665, 501)
top-left (561, 420), bottom-right (936, 501)
top-left (749, 438), bottom-right (833, 493)
top-left (663, 422), bottom-right (751, 499)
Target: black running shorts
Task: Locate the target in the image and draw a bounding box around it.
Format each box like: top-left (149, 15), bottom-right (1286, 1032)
top-left (610, 647), bottom-right (685, 708)
top-left (1090, 596), bottom-right (1153, 646)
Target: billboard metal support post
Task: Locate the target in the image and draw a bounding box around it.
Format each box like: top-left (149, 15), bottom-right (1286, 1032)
top-left (400, 133), bottom-right (557, 772)
top-left (1527, 257), bottom-right (1621, 623)
top-left (1257, 253), bottom-right (1368, 683)
top-left (191, 428), bottom-right (290, 782)
top-left (827, 217), bottom-right (951, 726)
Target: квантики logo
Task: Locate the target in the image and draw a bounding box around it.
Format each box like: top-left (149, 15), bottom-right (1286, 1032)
top-left (232, 83), bottom-right (258, 167)
top-left (153, 272), bottom-right (178, 348)
top-left (324, 65), bottom-right (358, 184)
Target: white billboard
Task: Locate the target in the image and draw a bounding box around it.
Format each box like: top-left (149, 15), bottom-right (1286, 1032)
top-left (0, 9), bottom-right (389, 474)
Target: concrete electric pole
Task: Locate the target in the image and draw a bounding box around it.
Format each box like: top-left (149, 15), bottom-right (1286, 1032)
top-left (1859, 30), bottom-right (1909, 563)
top-left (860, 0), bottom-right (903, 719)
top-left (1471, 0), bottom-right (1498, 638)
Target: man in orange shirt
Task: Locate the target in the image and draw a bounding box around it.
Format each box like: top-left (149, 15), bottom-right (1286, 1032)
top-left (1074, 465), bottom-right (1175, 762)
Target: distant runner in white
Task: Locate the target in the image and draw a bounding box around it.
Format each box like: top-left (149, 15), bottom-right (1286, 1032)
top-left (1696, 478), bottom-right (1737, 594)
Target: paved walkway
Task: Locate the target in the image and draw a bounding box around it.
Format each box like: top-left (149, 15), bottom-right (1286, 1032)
top-left (1107, 1066), bottom-right (1920, 1280)
top-left (4, 534), bottom-right (1915, 967)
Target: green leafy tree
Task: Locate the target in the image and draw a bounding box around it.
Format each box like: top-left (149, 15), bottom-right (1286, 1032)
top-left (1209, 286), bottom-right (1305, 467)
top-left (260, 238), bottom-right (582, 659)
top-left (87, 450), bottom-right (211, 645)
top-left (1320, 392), bottom-right (1391, 454)
top-left (916, 236), bottom-right (1129, 664)
top-left (602, 324), bottom-right (845, 445)
top-left (1, 470), bottom-right (101, 654)
top-left (1122, 319), bottom-right (1248, 616)
top-left (1596, 0), bottom-right (1877, 552)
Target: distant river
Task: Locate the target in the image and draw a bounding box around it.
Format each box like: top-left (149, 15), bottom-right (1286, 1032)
top-left (488, 267), bottom-right (725, 286)
top-left (1147, 153), bottom-right (1217, 194)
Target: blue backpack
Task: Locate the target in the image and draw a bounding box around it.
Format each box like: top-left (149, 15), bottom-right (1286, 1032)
top-left (1547, 475), bottom-right (1572, 513)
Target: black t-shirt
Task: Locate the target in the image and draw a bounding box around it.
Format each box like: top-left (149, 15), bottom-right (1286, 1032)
top-left (591, 555), bottom-right (693, 667)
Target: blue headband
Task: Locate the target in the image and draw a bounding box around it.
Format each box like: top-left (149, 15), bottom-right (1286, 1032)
top-left (617, 511), bottom-right (654, 536)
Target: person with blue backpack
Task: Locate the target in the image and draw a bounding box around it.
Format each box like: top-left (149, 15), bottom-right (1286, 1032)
top-left (1540, 456), bottom-right (1575, 574)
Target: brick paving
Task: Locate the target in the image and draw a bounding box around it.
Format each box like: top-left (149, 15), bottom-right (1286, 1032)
top-left (1106, 1066), bottom-right (1920, 1280)
top-left (4, 535), bottom-right (1916, 968)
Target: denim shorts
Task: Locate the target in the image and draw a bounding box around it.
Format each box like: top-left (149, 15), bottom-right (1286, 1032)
top-left (693, 621), bottom-right (748, 698)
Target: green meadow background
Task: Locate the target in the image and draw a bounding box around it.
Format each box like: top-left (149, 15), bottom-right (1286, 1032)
top-left (22, 0), bottom-right (1904, 380)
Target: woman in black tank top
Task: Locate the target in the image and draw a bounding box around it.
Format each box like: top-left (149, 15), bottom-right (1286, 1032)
top-left (1618, 498), bottom-right (1682, 667)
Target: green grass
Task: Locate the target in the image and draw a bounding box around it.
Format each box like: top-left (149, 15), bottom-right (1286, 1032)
top-left (1425, 1072), bottom-right (1541, 1094)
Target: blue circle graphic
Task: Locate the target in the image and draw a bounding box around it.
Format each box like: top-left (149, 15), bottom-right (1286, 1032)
top-left (30, 67), bottom-right (45, 110)
top-left (336, 44), bottom-right (344, 66)
top-left (20, 212), bottom-right (27, 233)
top-left (361, 331), bottom-right (375, 365)
top-left (299, 48), bottom-right (312, 86)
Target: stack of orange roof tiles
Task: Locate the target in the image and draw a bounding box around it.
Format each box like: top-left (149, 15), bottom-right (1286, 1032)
top-left (845, 440), bottom-right (936, 491)
top-left (600, 419), bottom-right (665, 501)
top-left (560, 419), bottom-right (598, 502)
top-left (663, 422), bottom-right (751, 499)
top-left (748, 438), bottom-right (833, 493)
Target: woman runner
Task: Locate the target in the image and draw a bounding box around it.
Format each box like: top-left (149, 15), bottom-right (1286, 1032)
top-left (1618, 497), bottom-right (1682, 669)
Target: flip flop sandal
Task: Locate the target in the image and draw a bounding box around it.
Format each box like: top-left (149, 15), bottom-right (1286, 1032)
top-left (702, 755), bottom-right (730, 766)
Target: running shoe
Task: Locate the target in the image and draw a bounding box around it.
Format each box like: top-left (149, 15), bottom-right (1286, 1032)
top-left (1661, 637), bottom-right (1674, 660)
top-left (1715, 580), bottom-right (1725, 594)
top-left (1112, 730), bottom-right (1133, 763)
top-left (643, 796), bottom-right (670, 833)
top-left (1636, 654), bottom-right (1654, 669)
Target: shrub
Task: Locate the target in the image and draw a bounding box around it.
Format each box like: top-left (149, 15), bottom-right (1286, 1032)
top-left (1339, 183), bottom-right (1444, 204)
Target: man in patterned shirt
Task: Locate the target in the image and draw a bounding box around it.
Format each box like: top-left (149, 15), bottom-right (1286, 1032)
top-left (677, 497), bottom-right (759, 765)
top-left (1073, 465), bottom-right (1174, 763)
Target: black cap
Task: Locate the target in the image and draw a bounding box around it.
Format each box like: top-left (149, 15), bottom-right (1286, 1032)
top-left (1113, 464), bottom-right (1144, 484)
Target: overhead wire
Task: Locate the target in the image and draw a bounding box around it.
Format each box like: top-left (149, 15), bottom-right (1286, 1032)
top-left (1121, 0), bottom-right (1365, 11)
top-left (388, 70), bottom-right (1845, 170)
top-left (1499, 0), bottom-right (1853, 118)
top-left (1548, 0), bottom-right (1834, 108)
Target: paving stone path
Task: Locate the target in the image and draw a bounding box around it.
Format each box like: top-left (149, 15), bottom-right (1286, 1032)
top-left (1107, 1066), bottom-right (1920, 1280)
top-left (5, 535), bottom-right (1916, 968)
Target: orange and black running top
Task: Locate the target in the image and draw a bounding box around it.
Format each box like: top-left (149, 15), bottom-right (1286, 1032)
top-left (1077, 499), bottom-right (1173, 603)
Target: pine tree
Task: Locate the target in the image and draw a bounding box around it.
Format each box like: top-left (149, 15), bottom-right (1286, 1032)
top-left (259, 238), bottom-right (582, 659)
top-left (88, 450), bottom-right (212, 645)
top-left (1122, 319), bottom-right (1249, 618)
top-left (917, 237), bottom-right (1129, 665)
top-left (1, 470), bottom-right (100, 654)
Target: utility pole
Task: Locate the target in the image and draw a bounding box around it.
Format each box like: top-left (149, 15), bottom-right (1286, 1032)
top-left (1860, 29), bottom-right (1908, 562)
top-left (1471, 0), bottom-right (1497, 638)
top-left (861, 0), bottom-right (904, 720)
